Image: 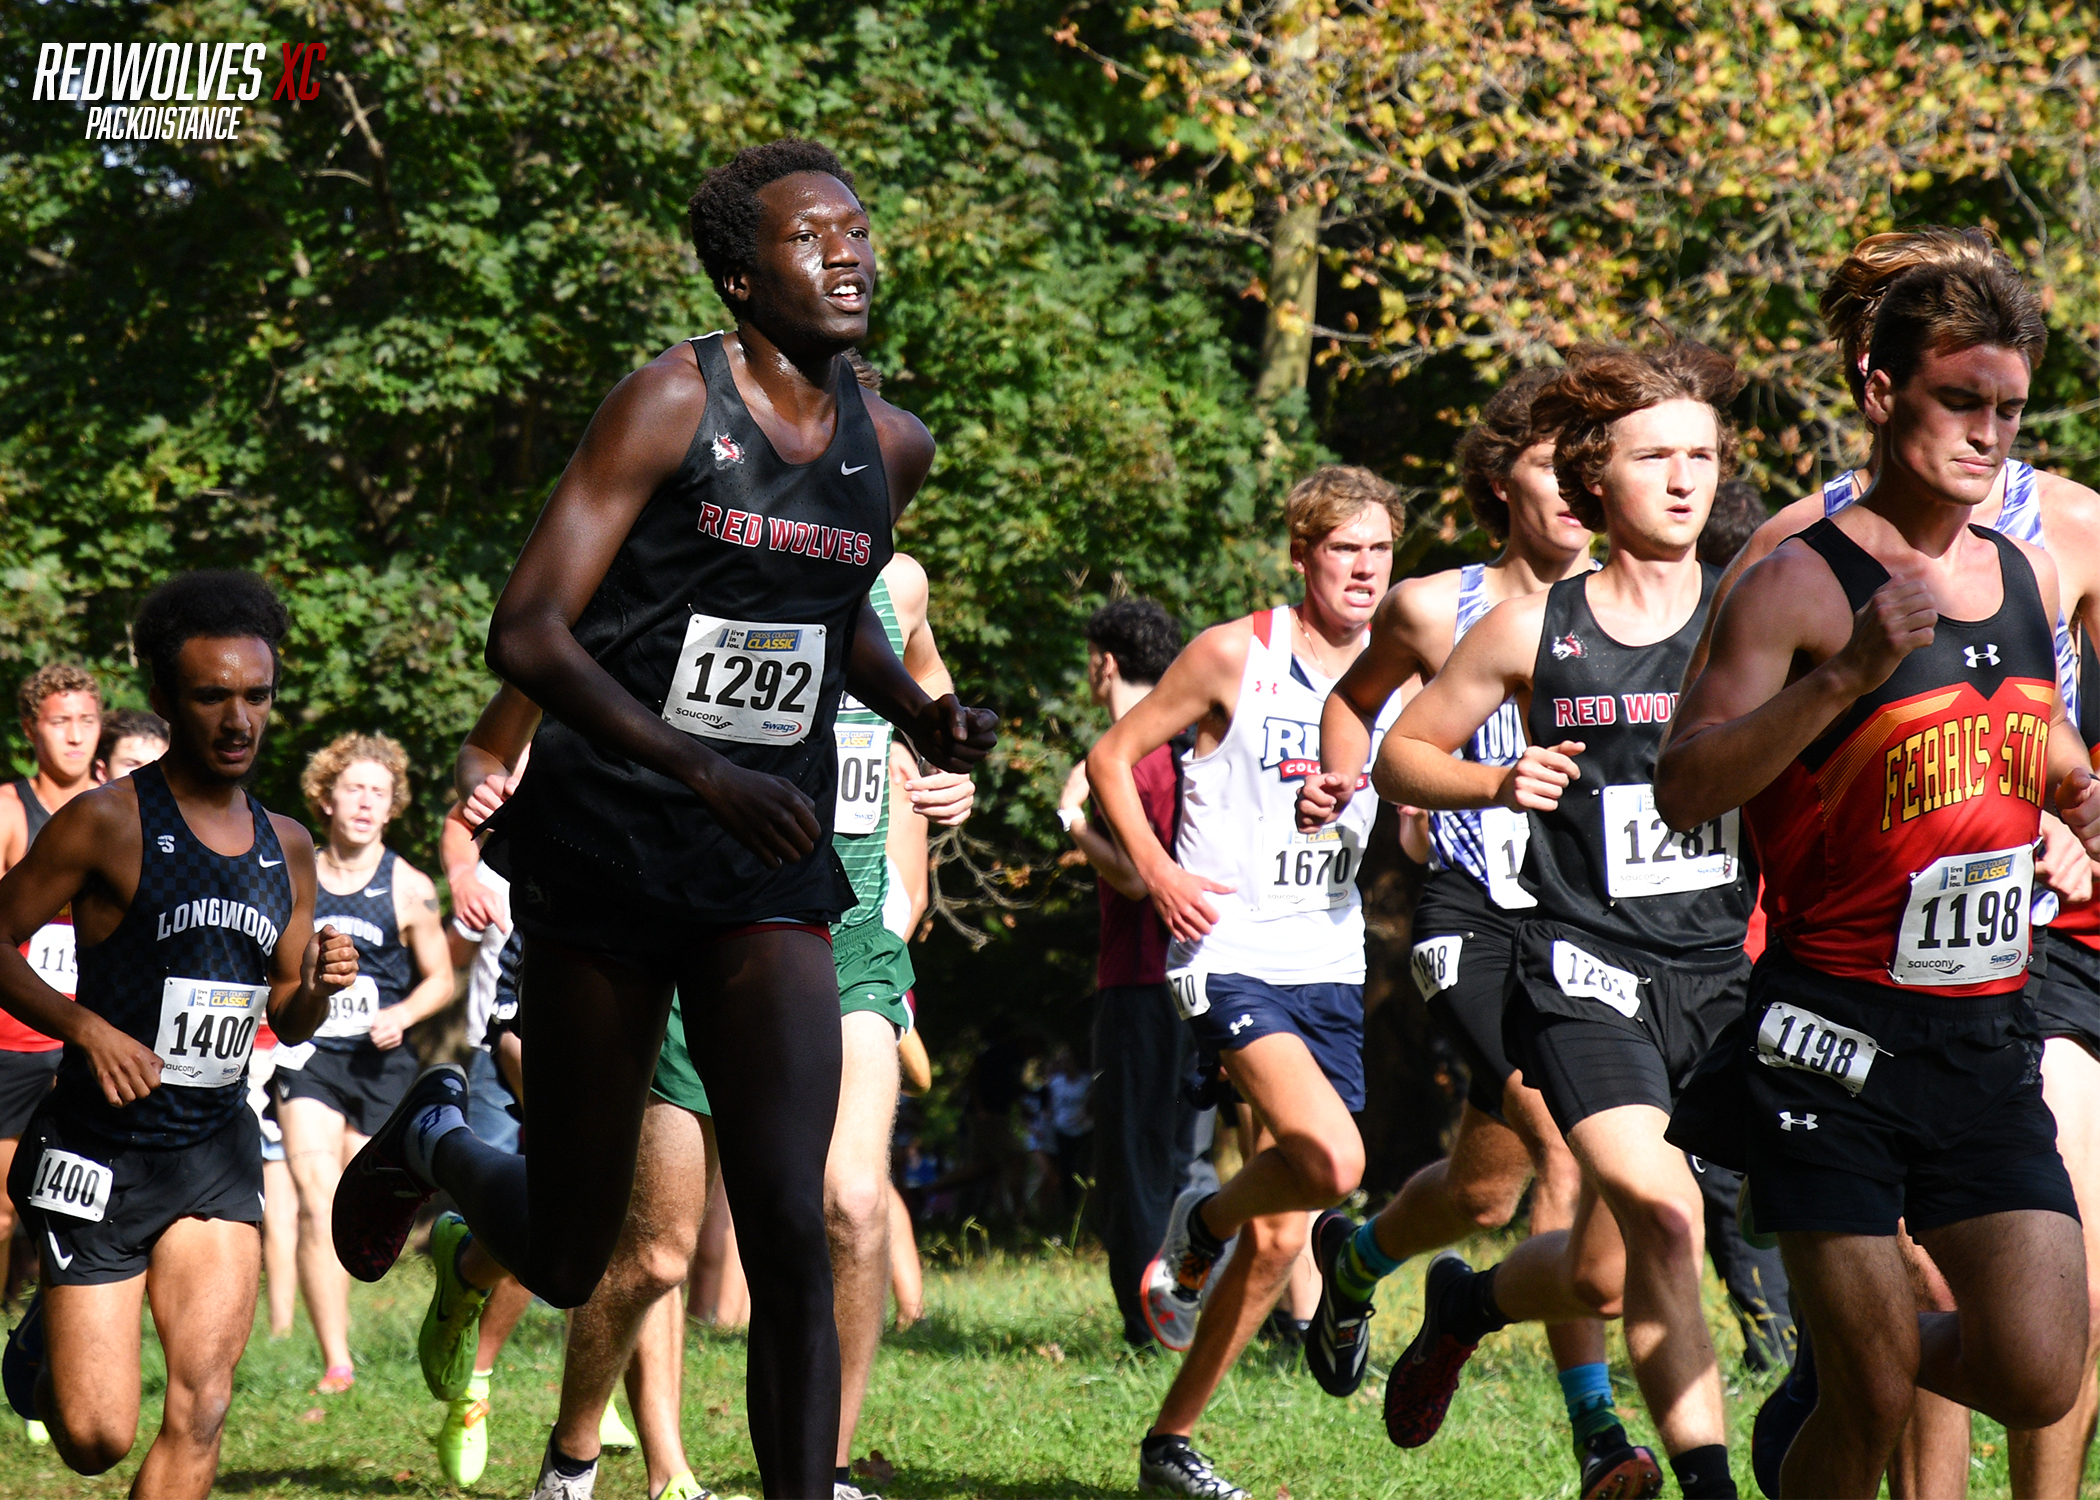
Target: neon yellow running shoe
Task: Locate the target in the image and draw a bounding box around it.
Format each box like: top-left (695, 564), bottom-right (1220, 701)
top-left (654, 1471), bottom-right (716, 1500)
top-left (438, 1373), bottom-right (490, 1486)
top-left (419, 1212), bottom-right (491, 1401)
top-left (23, 1418), bottom-right (48, 1445)
top-left (599, 1396), bottom-right (637, 1449)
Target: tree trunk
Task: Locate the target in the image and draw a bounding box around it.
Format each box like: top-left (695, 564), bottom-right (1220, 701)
top-left (1255, 199), bottom-right (1321, 408)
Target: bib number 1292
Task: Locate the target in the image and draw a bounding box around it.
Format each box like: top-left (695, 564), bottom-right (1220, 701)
top-left (663, 614), bottom-right (824, 746)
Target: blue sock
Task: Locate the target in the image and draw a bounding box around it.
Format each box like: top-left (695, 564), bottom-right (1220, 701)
top-left (1558, 1362), bottom-right (1617, 1444)
top-left (1333, 1220), bottom-right (1403, 1303)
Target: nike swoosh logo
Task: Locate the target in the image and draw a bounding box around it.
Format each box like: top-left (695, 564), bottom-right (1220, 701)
top-left (841, 462), bottom-right (870, 476)
top-left (47, 1231), bottom-right (72, 1270)
top-left (363, 887), bottom-right (389, 897)
top-left (260, 858), bottom-right (283, 868)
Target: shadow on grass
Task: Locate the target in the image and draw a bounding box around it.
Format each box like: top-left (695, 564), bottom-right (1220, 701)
top-left (882, 1466), bottom-right (1138, 1498)
top-left (215, 1467), bottom-right (419, 1494)
top-left (881, 1310), bottom-right (1130, 1363)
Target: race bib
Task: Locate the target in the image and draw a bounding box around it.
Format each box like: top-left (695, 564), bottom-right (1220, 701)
top-left (1410, 935), bottom-right (1462, 997)
top-left (1601, 784), bottom-right (1740, 899)
top-left (25, 921), bottom-right (76, 997)
top-left (154, 977), bottom-right (268, 1089)
top-left (1168, 969), bottom-right (1211, 1020)
top-left (661, 614), bottom-right (825, 746)
top-left (1260, 820), bottom-right (1362, 912)
top-left (26, 1147), bottom-right (110, 1223)
top-left (1551, 939), bottom-right (1641, 1019)
top-left (1755, 1000), bottom-right (1882, 1096)
top-left (1478, 806), bottom-right (1537, 911)
top-left (312, 975), bottom-right (379, 1041)
top-left (1891, 845), bottom-right (2032, 988)
top-left (832, 722), bottom-right (892, 836)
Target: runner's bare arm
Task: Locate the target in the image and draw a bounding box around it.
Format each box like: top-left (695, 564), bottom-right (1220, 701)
top-left (0, 790), bottom-right (161, 1102)
top-left (1680, 492), bottom-right (1827, 686)
top-left (1657, 542), bottom-right (1930, 829)
top-left (885, 555), bottom-right (975, 826)
top-left (844, 610), bottom-right (997, 775)
top-left (1374, 595), bottom-right (1572, 811)
top-left (2020, 543), bottom-right (2100, 858)
top-left (370, 861), bottom-right (456, 1049)
top-left (1299, 579), bottom-right (1439, 829)
top-left (487, 346), bottom-right (823, 867)
top-left (865, 394), bottom-right (937, 527)
top-left (267, 815), bottom-right (358, 1048)
top-left (1088, 621), bottom-right (1247, 942)
top-left (0, 785), bottom-right (25, 874)
top-left (454, 682), bottom-right (542, 809)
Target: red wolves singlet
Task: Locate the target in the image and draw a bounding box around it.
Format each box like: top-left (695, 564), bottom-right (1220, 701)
top-left (1748, 520), bottom-right (2057, 995)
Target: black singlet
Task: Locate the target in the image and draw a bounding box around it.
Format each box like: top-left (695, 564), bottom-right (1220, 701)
top-left (503, 332), bottom-right (894, 925)
top-left (310, 847), bottom-right (413, 1049)
top-left (10, 779), bottom-right (51, 847)
top-left (1520, 566), bottom-right (1755, 953)
top-left (59, 763), bottom-right (291, 1148)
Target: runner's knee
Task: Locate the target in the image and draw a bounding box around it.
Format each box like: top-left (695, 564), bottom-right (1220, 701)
top-left (1281, 1135), bottom-right (1362, 1205)
top-left (52, 1411), bottom-right (134, 1475)
top-left (824, 1167), bottom-right (889, 1254)
top-left (1614, 1190), bottom-right (1701, 1268)
top-left (1446, 1167), bottom-right (1523, 1231)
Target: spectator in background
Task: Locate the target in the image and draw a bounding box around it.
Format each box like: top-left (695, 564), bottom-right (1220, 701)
top-left (1046, 1045), bottom-right (1094, 1217)
top-left (92, 707), bottom-right (168, 784)
top-left (1697, 476), bottom-right (1767, 567)
top-left (1059, 597), bottom-right (1195, 1350)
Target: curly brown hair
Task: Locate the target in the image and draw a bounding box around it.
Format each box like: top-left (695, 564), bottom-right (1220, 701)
top-left (1454, 366), bottom-right (1563, 543)
top-left (1284, 465), bottom-right (1404, 556)
top-left (17, 662), bottom-right (101, 725)
top-left (1820, 228), bottom-right (2002, 408)
top-left (1535, 344), bottom-right (1744, 533)
top-left (301, 732), bottom-right (411, 826)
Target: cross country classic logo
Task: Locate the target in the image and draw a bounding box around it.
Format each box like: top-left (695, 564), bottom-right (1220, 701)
top-left (29, 40), bottom-right (330, 143)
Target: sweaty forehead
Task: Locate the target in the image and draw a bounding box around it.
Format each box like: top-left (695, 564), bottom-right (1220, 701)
top-left (1611, 397), bottom-right (1716, 448)
top-left (173, 634), bottom-right (275, 687)
top-left (756, 171), bottom-right (864, 226)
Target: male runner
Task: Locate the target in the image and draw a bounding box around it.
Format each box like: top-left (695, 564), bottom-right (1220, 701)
top-left (1088, 464), bottom-right (1403, 1500)
top-left (331, 139), bottom-right (995, 1499)
top-left (1690, 228), bottom-right (2100, 1499)
top-left (1658, 255), bottom-right (2100, 1499)
top-left (1292, 368), bottom-right (1640, 1489)
top-left (0, 571), bottom-right (358, 1497)
top-left (273, 733), bottom-right (454, 1392)
top-left (1373, 344), bottom-right (1752, 1500)
top-left (93, 709), bottom-right (169, 785)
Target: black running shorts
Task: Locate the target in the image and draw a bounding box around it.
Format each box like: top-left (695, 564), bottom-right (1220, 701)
top-left (1409, 868), bottom-right (1519, 1121)
top-left (1503, 919), bottom-right (1747, 1137)
top-left (0, 1048), bottom-right (61, 1139)
top-left (9, 1099), bottom-right (263, 1285)
top-left (273, 1040), bottom-right (421, 1137)
top-left (2028, 929), bottom-right (2100, 1060)
top-left (1698, 948), bottom-right (2077, 1238)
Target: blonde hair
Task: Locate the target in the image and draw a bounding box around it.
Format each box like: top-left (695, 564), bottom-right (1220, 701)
top-left (302, 732), bottom-right (411, 825)
top-left (1284, 465), bottom-right (1404, 554)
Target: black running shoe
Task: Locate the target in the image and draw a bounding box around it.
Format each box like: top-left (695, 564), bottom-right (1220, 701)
top-left (333, 1063), bottom-right (467, 1283)
top-left (2, 1290), bottom-right (43, 1422)
top-left (1384, 1252), bottom-right (1481, 1449)
top-left (1578, 1424), bottom-right (1664, 1500)
top-left (1138, 1434), bottom-right (1249, 1500)
top-left (1751, 1329), bottom-right (1817, 1500)
top-left (1306, 1209), bottom-right (1376, 1397)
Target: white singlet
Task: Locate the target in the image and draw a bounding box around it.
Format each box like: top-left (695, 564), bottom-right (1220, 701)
top-left (1169, 606), bottom-right (1401, 986)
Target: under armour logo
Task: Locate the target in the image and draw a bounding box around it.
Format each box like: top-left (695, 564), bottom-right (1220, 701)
top-left (156, 835), bottom-right (175, 854)
top-left (1963, 644), bottom-right (2000, 668)
top-left (1778, 1111), bottom-right (1818, 1132)
top-left (1228, 1014), bottom-right (1254, 1036)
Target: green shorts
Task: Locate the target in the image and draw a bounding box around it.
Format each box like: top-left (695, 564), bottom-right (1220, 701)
top-left (650, 918), bottom-right (915, 1117)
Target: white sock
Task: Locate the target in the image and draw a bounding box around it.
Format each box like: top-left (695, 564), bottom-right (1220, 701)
top-left (404, 1103), bottom-right (468, 1184)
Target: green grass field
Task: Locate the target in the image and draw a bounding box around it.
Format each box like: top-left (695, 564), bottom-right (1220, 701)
top-left (0, 1235), bottom-right (2048, 1498)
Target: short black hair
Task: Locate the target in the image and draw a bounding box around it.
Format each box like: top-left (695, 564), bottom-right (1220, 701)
top-left (1084, 598), bottom-right (1183, 688)
top-left (131, 571), bottom-right (290, 695)
top-left (96, 708), bottom-right (169, 766)
top-left (1698, 478), bottom-right (1766, 567)
top-left (687, 139), bottom-right (856, 301)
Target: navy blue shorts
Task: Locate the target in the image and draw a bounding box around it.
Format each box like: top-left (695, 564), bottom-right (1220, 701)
top-left (1181, 973), bottom-right (1365, 1111)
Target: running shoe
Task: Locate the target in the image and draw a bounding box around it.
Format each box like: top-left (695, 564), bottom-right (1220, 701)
top-left (23, 1419), bottom-right (48, 1445)
top-left (438, 1373), bottom-right (491, 1487)
top-left (2, 1291), bottom-right (42, 1422)
top-left (1138, 1434), bottom-right (1249, 1499)
top-left (599, 1397), bottom-right (637, 1449)
top-left (1140, 1188), bottom-right (1229, 1353)
top-left (655, 1473), bottom-right (714, 1500)
top-left (332, 1063), bottom-right (467, 1283)
top-left (419, 1211), bottom-right (491, 1400)
top-left (1751, 1330), bottom-right (1818, 1500)
top-left (833, 1485), bottom-right (881, 1500)
top-left (1383, 1252), bottom-right (1482, 1449)
top-left (1306, 1209), bottom-right (1376, 1397)
top-left (315, 1364), bottom-right (355, 1394)
top-left (1578, 1424), bottom-right (1664, 1500)
top-left (530, 1441), bottom-right (599, 1500)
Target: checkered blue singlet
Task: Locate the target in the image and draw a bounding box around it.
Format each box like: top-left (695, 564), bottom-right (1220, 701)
top-left (59, 762), bottom-right (292, 1148)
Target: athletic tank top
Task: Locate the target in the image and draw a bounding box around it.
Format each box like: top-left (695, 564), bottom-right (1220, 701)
top-left (504, 332), bottom-right (893, 925)
top-left (1749, 522), bottom-right (2055, 995)
top-left (1426, 566), bottom-right (1530, 898)
top-left (1522, 568), bottom-right (1755, 953)
top-left (58, 762), bottom-right (291, 1147)
top-left (833, 575), bottom-right (902, 929)
top-left (310, 847), bottom-right (413, 1050)
top-left (6, 778), bottom-right (67, 1050)
top-left (1825, 460), bottom-right (2079, 722)
top-left (1169, 607), bottom-right (1402, 986)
